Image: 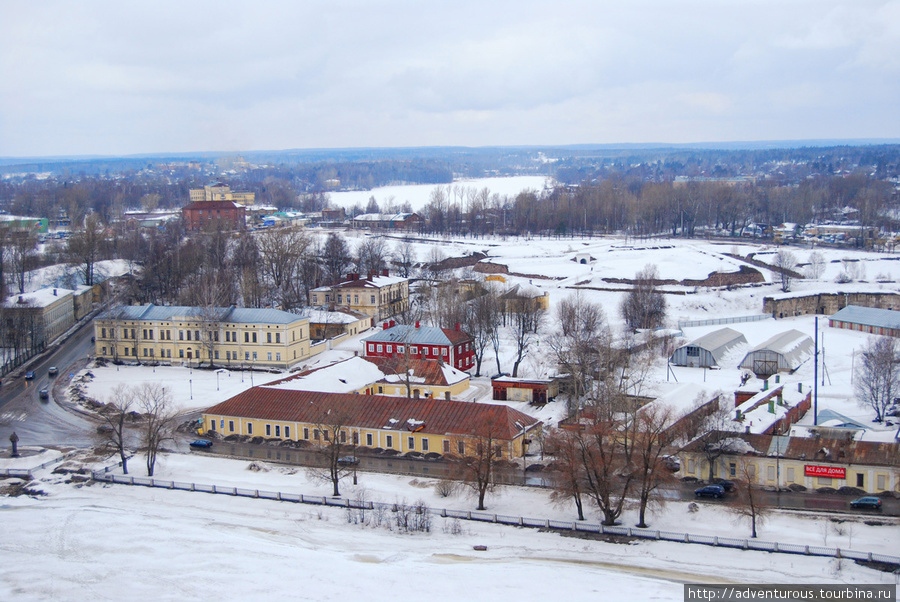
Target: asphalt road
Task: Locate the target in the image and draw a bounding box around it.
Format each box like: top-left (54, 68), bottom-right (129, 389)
top-left (0, 319), bottom-right (98, 448)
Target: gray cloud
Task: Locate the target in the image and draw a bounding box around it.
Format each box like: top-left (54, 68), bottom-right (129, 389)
top-left (1, 0), bottom-right (898, 156)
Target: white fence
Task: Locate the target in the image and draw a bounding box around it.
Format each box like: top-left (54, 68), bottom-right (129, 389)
top-left (1, 450), bottom-right (84, 479)
top-left (90, 469), bottom-right (900, 567)
top-left (678, 314), bottom-right (770, 329)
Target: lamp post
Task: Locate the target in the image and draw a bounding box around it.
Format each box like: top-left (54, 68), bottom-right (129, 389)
top-left (189, 379), bottom-right (193, 400)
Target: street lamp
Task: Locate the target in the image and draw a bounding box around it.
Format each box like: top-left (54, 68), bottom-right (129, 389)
top-left (189, 379), bottom-right (193, 400)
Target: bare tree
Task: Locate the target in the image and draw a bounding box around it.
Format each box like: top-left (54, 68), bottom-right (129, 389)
top-left (805, 251), bottom-right (826, 280)
top-left (8, 228), bottom-right (38, 294)
top-left (509, 293), bottom-right (545, 377)
top-left (695, 397), bottom-right (741, 482)
top-left (136, 383), bottom-right (177, 477)
top-left (355, 236), bottom-right (390, 275)
top-left (322, 232), bottom-right (352, 285)
top-left (633, 403), bottom-right (677, 528)
top-left (98, 384), bottom-right (136, 474)
top-left (729, 459), bottom-right (770, 538)
top-left (308, 406), bottom-right (357, 497)
top-left (621, 264), bottom-right (666, 331)
top-left (465, 288), bottom-right (500, 377)
top-left (67, 212), bottom-right (105, 287)
top-left (393, 239), bottom-right (416, 278)
top-left (772, 249), bottom-right (798, 292)
top-left (451, 414), bottom-right (505, 510)
top-left (854, 336), bottom-right (900, 422)
top-left (545, 428), bottom-right (587, 520)
top-left (256, 225), bottom-right (312, 309)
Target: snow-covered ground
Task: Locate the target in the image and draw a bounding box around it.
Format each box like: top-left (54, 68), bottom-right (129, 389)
top-left (327, 175), bottom-right (552, 212)
top-left (1, 451), bottom-right (896, 601)
top-left (8, 233), bottom-right (900, 599)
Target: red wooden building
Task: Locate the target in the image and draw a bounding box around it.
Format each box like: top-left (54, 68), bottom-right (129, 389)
top-left (363, 321), bottom-right (475, 372)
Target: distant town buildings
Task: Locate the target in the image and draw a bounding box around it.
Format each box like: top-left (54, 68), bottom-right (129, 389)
top-left (189, 182), bottom-right (256, 206)
top-left (181, 200), bottom-right (246, 232)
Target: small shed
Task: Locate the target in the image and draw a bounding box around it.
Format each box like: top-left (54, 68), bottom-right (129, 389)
top-left (739, 329), bottom-right (813, 378)
top-left (828, 305), bottom-right (900, 337)
top-left (670, 327), bottom-right (747, 368)
top-left (492, 376), bottom-right (559, 405)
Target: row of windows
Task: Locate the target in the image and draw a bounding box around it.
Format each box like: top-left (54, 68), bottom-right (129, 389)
top-left (210, 418), bottom-right (502, 457)
top-left (100, 327), bottom-right (293, 344)
top-left (369, 343), bottom-right (449, 357)
top-left (102, 347), bottom-right (290, 363)
top-left (689, 459), bottom-right (890, 491)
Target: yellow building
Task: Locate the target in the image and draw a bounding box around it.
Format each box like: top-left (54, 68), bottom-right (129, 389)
top-left (189, 182), bottom-right (256, 206)
top-left (3, 286), bottom-right (81, 353)
top-left (309, 272), bottom-right (409, 322)
top-left (679, 431), bottom-right (899, 495)
top-left (93, 304), bottom-right (310, 369)
top-left (203, 389), bottom-right (541, 458)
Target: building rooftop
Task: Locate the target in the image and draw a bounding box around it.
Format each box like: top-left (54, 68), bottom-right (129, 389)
top-left (96, 304), bottom-right (308, 326)
top-left (830, 305), bottom-right (900, 330)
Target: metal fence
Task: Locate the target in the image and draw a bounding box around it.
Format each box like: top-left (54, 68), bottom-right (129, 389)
top-left (1, 450), bottom-right (84, 479)
top-left (678, 314), bottom-right (770, 329)
top-left (90, 469), bottom-right (900, 567)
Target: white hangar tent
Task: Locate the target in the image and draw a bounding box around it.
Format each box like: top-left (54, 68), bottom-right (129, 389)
top-left (738, 329), bottom-right (814, 378)
top-left (670, 327), bottom-right (747, 368)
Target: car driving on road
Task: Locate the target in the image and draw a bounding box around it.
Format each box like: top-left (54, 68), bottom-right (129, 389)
top-left (39, 388), bottom-right (50, 400)
top-left (189, 439), bottom-right (213, 449)
top-left (24, 371), bottom-right (35, 380)
top-left (849, 496), bottom-right (882, 510)
top-left (694, 485), bottom-right (726, 499)
top-left (48, 366), bottom-right (58, 376)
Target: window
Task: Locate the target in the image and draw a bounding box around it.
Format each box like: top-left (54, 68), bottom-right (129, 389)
top-left (245, 352), bottom-right (250, 361)
top-left (266, 424), bottom-right (271, 436)
top-left (442, 348), bottom-right (448, 356)
top-left (370, 295), bottom-right (375, 303)
top-left (817, 477), bottom-right (832, 486)
top-left (304, 427), bottom-right (309, 440)
top-left (186, 330), bottom-right (191, 341)
top-left (877, 474), bottom-right (886, 490)
top-left (387, 345), bottom-right (392, 353)
top-left (366, 433), bottom-right (373, 446)
top-left (149, 330), bottom-right (154, 340)
top-left (378, 386), bottom-right (383, 393)
top-left (352, 432), bottom-right (358, 445)
top-left (729, 463), bottom-right (736, 477)
top-left (412, 347), bottom-right (418, 355)
top-left (337, 294), bottom-right (342, 303)
top-left (167, 350), bottom-right (171, 358)
top-left (276, 333), bottom-right (281, 343)
top-left (143, 348), bottom-right (148, 357)
top-left (408, 436), bottom-right (415, 450)
top-left (686, 347), bottom-right (700, 357)
top-left (687, 459), bottom-right (695, 474)
top-left (252, 352), bottom-right (257, 361)
top-left (226, 351), bottom-right (231, 361)
top-left (285, 426), bottom-right (290, 438)
top-left (386, 435), bottom-right (393, 448)
top-left (457, 441), bottom-right (465, 455)
top-left (143, 329), bottom-right (148, 339)
top-left (495, 446), bottom-right (502, 458)
top-left (313, 429), bottom-right (319, 441)
top-left (443, 440), bottom-right (450, 454)
top-left (101, 328), bottom-right (106, 338)
top-left (195, 331), bottom-right (200, 341)
top-left (267, 333), bottom-right (272, 343)
top-left (424, 347), bottom-right (429, 356)
top-left (275, 425), bottom-right (281, 437)
top-left (787, 467), bottom-right (795, 482)
top-left (397, 345), bottom-right (404, 354)
top-left (209, 420), bottom-right (216, 431)
top-left (368, 344), bottom-right (375, 353)
top-left (276, 353), bottom-right (281, 362)
top-left (856, 474), bottom-right (864, 487)
top-left (354, 295), bottom-right (359, 303)
top-left (766, 465), bottom-right (775, 481)
top-left (377, 344), bottom-right (383, 353)
top-left (229, 420), bottom-right (235, 433)
top-left (247, 423), bottom-right (253, 435)
top-left (179, 330), bottom-right (184, 340)
top-left (340, 431), bottom-right (346, 443)
top-left (252, 333), bottom-right (257, 343)
top-left (102, 347), bottom-right (106, 355)
top-left (225, 332), bottom-right (231, 342)
top-left (422, 439), bottom-right (429, 451)
top-left (179, 349), bottom-right (184, 358)
top-left (245, 332), bottom-right (249, 343)
top-left (323, 430), bottom-right (329, 441)
top-left (267, 352), bottom-right (272, 361)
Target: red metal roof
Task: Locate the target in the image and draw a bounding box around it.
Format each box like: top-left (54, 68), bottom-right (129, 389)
top-left (205, 389), bottom-right (538, 439)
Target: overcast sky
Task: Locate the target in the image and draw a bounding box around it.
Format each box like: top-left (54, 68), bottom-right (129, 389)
top-left (1, 0), bottom-right (898, 157)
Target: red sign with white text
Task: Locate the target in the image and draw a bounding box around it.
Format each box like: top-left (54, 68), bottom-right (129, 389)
top-left (804, 465), bottom-right (845, 479)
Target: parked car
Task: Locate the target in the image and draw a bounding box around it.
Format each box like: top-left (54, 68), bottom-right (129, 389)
top-left (24, 371), bottom-right (35, 380)
top-left (694, 485), bottom-right (726, 499)
top-left (48, 366), bottom-right (58, 376)
top-left (849, 496), bottom-right (882, 510)
top-left (39, 388), bottom-right (49, 400)
top-left (713, 479), bottom-right (735, 492)
top-left (337, 456), bottom-right (360, 466)
top-left (189, 439), bottom-right (213, 449)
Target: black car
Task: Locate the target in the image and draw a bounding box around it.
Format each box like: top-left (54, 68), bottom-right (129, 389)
top-left (713, 479), bottom-right (735, 492)
top-left (48, 366), bottom-right (58, 376)
top-left (849, 496), bottom-right (882, 510)
top-left (39, 388), bottom-right (49, 400)
top-left (189, 439), bottom-right (213, 449)
top-left (337, 456), bottom-right (360, 466)
top-left (24, 371), bottom-right (35, 380)
top-left (694, 485), bottom-right (726, 499)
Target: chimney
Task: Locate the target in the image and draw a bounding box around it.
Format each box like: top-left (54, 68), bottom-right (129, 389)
top-left (390, 320), bottom-right (395, 327)
top-left (798, 383), bottom-right (803, 393)
top-left (415, 321), bottom-right (420, 329)
top-left (454, 323), bottom-right (460, 331)
top-left (383, 322), bottom-right (389, 330)
top-left (53, 288), bottom-right (57, 296)
top-left (17, 296), bottom-right (23, 304)
top-left (414, 390), bottom-right (420, 399)
top-left (382, 269), bottom-right (389, 277)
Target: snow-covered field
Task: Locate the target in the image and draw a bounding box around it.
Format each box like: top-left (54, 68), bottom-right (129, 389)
top-left (1, 451), bottom-right (896, 601)
top-left (327, 175), bottom-right (552, 212)
top-left (7, 231), bottom-right (900, 600)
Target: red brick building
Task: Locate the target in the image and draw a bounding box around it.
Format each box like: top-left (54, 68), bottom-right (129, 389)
top-left (363, 321), bottom-right (476, 372)
top-left (182, 200), bottom-right (246, 232)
